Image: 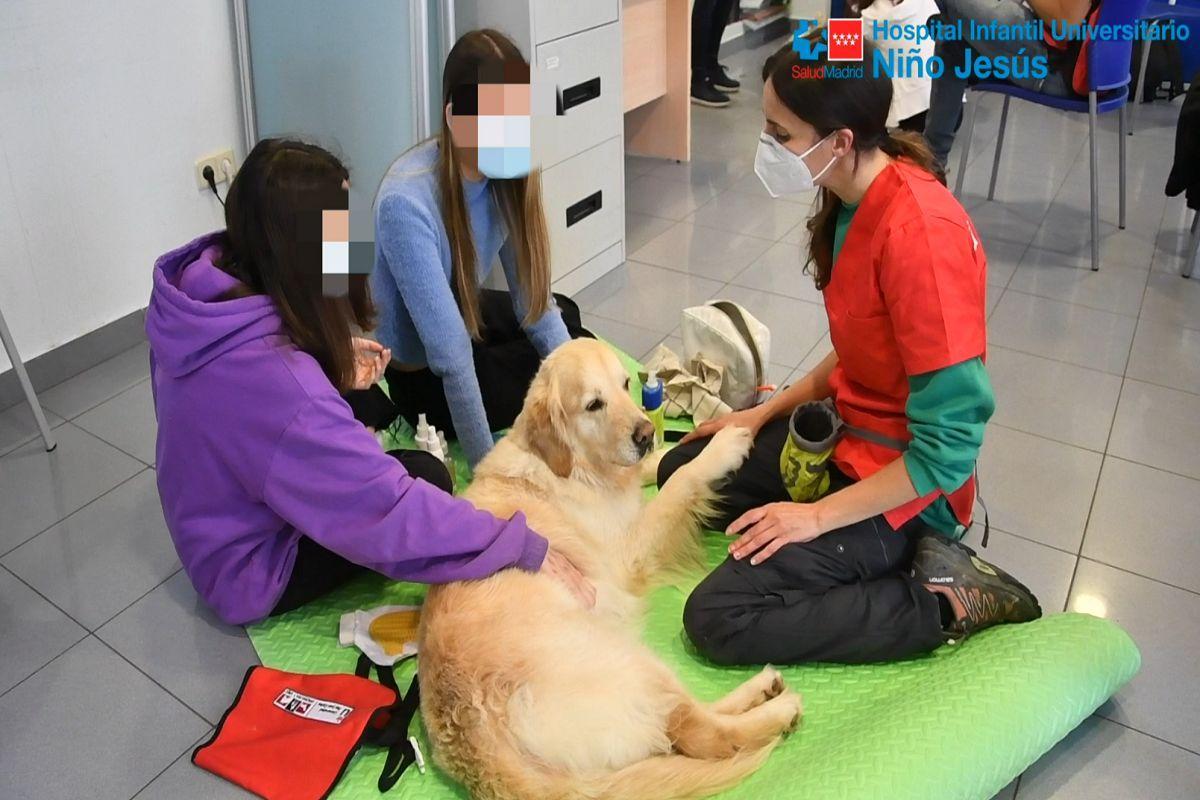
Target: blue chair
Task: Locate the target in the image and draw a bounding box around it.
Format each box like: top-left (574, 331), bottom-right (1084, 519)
top-left (953, 0), bottom-right (1151, 271)
top-left (1131, 0), bottom-right (1200, 134)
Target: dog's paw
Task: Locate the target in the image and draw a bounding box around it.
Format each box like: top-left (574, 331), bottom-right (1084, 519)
top-left (693, 426), bottom-right (754, 482)
top-left (639, 447), bottom-right (669, 485)
top-left (762, 666), bottom-right (786, 703)
top-left (778, 690), bottom-right (804, 735)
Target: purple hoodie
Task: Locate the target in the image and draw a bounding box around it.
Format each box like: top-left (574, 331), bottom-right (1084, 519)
top-left (147, 232), bottom-right (547, 625)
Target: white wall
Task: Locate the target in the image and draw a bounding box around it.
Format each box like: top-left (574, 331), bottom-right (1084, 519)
top-left (0, 0), bottom-right (242, 372)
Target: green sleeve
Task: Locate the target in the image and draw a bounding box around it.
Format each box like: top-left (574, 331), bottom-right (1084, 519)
top-left (903, 358), bottom-right (995, 497)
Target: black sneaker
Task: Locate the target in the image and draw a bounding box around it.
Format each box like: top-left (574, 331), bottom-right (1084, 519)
top-left (691, 78), bottom-right (731, 108)
top-left (711, 65), bottom-right (741, 93)
top-left (910, 534), bottom-right (1042, 644)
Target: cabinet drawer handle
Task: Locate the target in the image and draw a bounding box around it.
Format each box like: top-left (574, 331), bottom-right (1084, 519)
top-left (566, 191), bottom-right (603, 228)
top-left (558, 77), bottom-right (602, 114)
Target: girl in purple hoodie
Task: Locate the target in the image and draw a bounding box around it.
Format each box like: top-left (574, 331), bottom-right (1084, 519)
top-left (147, 139), bottom-right (590, 625)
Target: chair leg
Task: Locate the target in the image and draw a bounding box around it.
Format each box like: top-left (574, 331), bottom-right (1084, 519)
top-left (1088, 91), bottom-right (1100, 271)
top-left (954, 93), bottom-right (979, 198)
top-left (1118, 100), bottom-right (1127, 230)
top-left (0, 302), bottom-right (56, 452)
top-left (1185, 210), bottom-right (1200, 280)
top-left (987, 96), bottom-right (1010, 201)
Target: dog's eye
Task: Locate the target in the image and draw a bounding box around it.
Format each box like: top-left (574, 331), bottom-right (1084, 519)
top-left (623, 377), bottom-right (631, 391)
top-left (586, 398), bottom-right (605, 412)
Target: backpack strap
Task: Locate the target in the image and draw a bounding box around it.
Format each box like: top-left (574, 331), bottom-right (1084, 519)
top-left (709, 301), bottom-right (765, 391)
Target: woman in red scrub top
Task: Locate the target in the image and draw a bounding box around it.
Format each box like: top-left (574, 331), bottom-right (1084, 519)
top-left (657, 39), bottom-right (1042, 665)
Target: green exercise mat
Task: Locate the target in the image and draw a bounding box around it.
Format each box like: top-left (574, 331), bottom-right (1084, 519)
top-left (246, 342), bottom-right (1140, 800)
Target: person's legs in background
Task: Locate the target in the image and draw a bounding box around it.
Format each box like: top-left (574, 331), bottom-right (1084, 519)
top-left (925, 0), bottom-right (1067, 167)
top-left (691, 0), bottom-right (732, 107)
top-left (706, 0), bottom-right (741, 94)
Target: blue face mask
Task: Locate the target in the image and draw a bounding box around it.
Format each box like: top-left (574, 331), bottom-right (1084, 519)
top-left (475, 114), bottom-right (532, 179)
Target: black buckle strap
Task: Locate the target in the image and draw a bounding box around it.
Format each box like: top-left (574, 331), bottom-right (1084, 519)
top-left (355, 653), bottom-right (423, 792)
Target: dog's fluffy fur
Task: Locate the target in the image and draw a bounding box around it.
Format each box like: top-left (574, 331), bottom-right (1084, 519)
top-left (419, 339), bottom-right (801, 800)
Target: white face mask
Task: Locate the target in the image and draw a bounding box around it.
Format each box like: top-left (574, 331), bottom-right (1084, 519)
top-left (754, 131), bottom-right (839, 197)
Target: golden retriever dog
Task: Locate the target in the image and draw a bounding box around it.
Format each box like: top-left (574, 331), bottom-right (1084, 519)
top-left (419, 339), bottom-right (802, 800)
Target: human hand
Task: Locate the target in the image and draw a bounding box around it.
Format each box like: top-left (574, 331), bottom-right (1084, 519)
top-left (727, 502), bottom-right (825, 565)
top-left (680, 404), bottom-right (770, 445)
top-left (540, 547), bottom-right (596, 608)
top-left (351, 337), bottom-right (391, 390)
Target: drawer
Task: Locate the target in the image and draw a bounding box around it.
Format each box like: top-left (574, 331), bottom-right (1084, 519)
top-left (531, 0), bottom-right (619, 45)
top-left (533, 22), bottom-right (622, 171)
top-left (540, 136), bottom-right (625, 282)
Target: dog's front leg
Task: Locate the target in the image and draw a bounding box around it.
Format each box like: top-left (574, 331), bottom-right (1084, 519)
top-left (620, 427), bottom-right (753, 592)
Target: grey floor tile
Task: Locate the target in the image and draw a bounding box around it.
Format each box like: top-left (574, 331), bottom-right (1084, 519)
top-left (0, 401), bottom-right (64, 457)
top-left (629, 222), bottom-right (773, 282)
top-left (988, 291), bottom-right (1136, 375)
top-left (73, 378), bottom-right (157, 465)
top-left (133, 736), bottom-right (251, 800)
top-left (625, 210), bottom-right (676, 255)
top-left (1139, 270), bottom-right (1200, 332)
top-left (780, 219), bottom-right (810, 246)
top-left (648, 156), bottom-right (752, 193)
top-left (990, 779), bottom-right (1018, 800)
top-left (0, 636), bottom-right (208, 800)
top-left (986, 347), bottom-right (1123, 452)
top-left (1069, 560), bottom-right (1200, 753)
top-left (624, 153), bottom-right (661, 177)
top-left (719, 285), bottom-right (829, 370)
top-left (37, 341), bottom-right (150, 420)
top-left (648, 335), bottom-right (683, 363)
top-left (0, 567), bottom-right (86, 695)
top-left (1029, 215), bottom-right (1157, 271)
top-left (729, 241), bottom-right (824, 305)
top-left (2, 470), bottom-right (180, 630)
top-left (961, 526), bottom-right (1077, 615)
top-left (97, 571), bottom-right (260, 725)
top-left (797, 333), bottom-right (833, 372)
top-left (977, 425), bottom-right (1103, 554)
top-left (1084, 457), bottom-right (1200, 595)
top-left (0, 423), bottom-right (143, 555)
top-left (983, 239), bottom-right (1027, 289)
top-left (584, 314), bottom-right (670, 364)
top-left (1008, 250), bottom-right (1148, 317)
top-left (965, 202), bottom-right (1045, 246)
top-left (1108, 379), bottom-right (1200, 481)
top-left (687, 190), bottom-right (811, 242)
top-left (1125, 317), bottom-right (1200, 396)
top-left (1017, 715), bottom-right (1200, 800)
top-left (573, 262), bottom-right (724, 335)
top-left (625, 173), bottom-right (721, 221)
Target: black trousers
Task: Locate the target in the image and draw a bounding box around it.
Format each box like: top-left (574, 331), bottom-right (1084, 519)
top-left (385, 289), bottom-right (591, 438)
top-left (270, 435), bottom-right (455, 617)
top-left (657, 417), bottom-right (946, 665)
top-left (691, 0), bottom-right (738, 78)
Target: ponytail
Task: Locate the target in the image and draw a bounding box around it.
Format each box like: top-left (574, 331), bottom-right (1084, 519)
top-left (880, 130), bottom-right (946, 185)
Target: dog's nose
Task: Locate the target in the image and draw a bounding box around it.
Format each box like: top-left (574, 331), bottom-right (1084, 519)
top-left (632, 420), bottom-right (655, 455)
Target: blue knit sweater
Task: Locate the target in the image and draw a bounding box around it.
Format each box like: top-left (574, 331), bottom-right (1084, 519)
top-left (372, 141), bottom-right (569, 465)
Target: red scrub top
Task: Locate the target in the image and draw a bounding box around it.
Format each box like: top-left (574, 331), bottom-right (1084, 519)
top-left (824, 159), bottom-right (987, 530)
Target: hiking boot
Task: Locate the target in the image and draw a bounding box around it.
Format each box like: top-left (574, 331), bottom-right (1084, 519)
top-left (910, 534), bottom-right (1042, 643)
top-left (711, 65), bottom-right (741, 93)
top-left (691, 78), bottom-right (731, 108)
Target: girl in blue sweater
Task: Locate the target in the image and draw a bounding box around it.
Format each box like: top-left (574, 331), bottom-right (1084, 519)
top-left (373, 29), bottom-right (589, 467)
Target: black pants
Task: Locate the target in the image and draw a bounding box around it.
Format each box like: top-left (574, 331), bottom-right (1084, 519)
top-left (385, 289), bottom-right (592, 438)
top-left (691, 0), bottom-right (738, 80)
top-left (270, 438), bottom-right (455, 617)
top-left (657, 417), bottom-right (946, 665)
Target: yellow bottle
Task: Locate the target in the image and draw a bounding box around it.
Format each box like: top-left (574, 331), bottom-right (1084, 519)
top-left (642, 369), bottom-right (665, 448)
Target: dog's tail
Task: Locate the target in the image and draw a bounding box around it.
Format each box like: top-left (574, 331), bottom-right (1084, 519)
top-left (584, 742), bottom-right (780, 800)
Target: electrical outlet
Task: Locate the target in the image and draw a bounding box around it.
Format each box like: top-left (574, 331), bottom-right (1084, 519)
top-left (195, 149), bottom-right (237, 190)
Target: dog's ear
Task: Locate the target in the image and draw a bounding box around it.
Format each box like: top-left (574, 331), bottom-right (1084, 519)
top-left (520, 376), bottom-right (573, 478)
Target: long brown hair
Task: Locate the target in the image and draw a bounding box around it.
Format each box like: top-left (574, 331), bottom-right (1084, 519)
top-left (217, 138), bottom-right (375, 392)
top-left (762, 38), bottom-right (944, 290)
top-left (438, 29), bottom-right (551, 340)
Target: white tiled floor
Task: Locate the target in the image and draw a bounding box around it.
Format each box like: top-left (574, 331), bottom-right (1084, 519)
top-left (1, 37), bottom-right (1198, 800)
